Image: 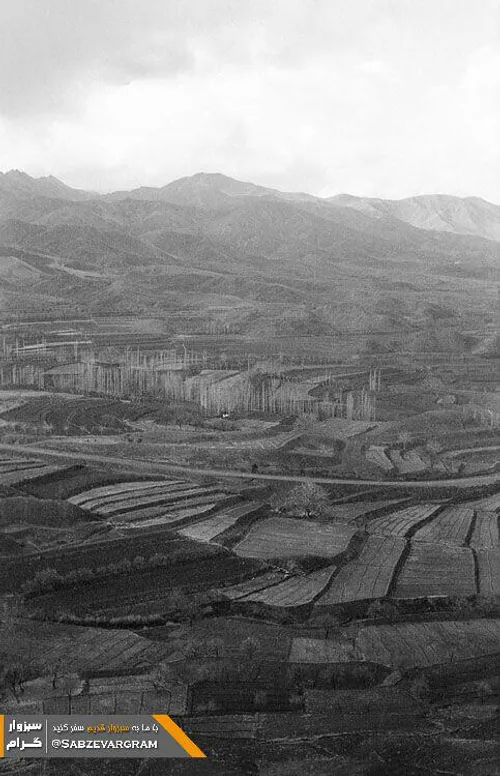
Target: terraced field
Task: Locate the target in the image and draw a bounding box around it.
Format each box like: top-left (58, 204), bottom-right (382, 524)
top-left (308, 418), bottom-right (376, 440)
top-left (289, 619), bottom-right (500, 669)
top-left (177, 502), bottom-right (264, 542)
top-left (476, 549), bottom-right (500, 596)
top-left (27, 551), bottom-right (260, 618)
top-left (366, 446), bottom-right (393, 471)
top-left (0, 531), bottom-right (207, 592)
top-left (469, 510), bottom-right (500, 549)
top-left (467, 492), bottom-right (500, 512)
top-left (392, 542), bottom-right (476, 599)
top-left (0, 457), bottom-right (47, 473)
top-left (69, 479), bottom-right (187, 506)
top-left (0, 619), bottom-right (170, 674)
top-left (331, 499), bottom-right (409, 523)
top-left (0, 457), bottom-right (75, 486)
top-left (236, 565), bottom-right (337, 607)
top-left (388, 449), bottom-right (427, 474)
top-left (0, 395), bottom-right (176, 434)
top-left (219, 572), bottom-right (291, 601)
top-left (19, 467), bottom-right (151, 501)
top-left (366, 504), bottom-right (443, 537)
top-left (317, 535), bottom-right (406, 605)
top-left (234, 517), bottom-right (356, 560)
top-left (122, 504), bottom-right (217, 530)
top-left (191, 429), bottom-right (303, 452)
top-left (412, 506), bottom-right (474, 545)
top-left (0, 534), bottom-right (24, 555)
top-left (94, 487), bottom-right (224, 518)
top-left (68, 478), bottom-right (229, 526)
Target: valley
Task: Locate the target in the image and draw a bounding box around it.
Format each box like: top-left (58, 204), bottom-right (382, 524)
top-left (0, 171), bottom-right (499, 775)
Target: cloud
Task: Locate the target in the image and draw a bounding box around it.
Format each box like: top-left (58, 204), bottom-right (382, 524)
top-left (0, 0), bottom-right (498, 200)
top-left (357, 60), bottom-right (398, 80)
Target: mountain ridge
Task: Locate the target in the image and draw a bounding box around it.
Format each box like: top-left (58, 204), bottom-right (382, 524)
top-left (0, 169), bottom-right (497, 360)
top-left (1, 169), bottom-right (499, 242)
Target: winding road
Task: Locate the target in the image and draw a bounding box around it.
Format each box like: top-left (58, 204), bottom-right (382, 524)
top-left (1, 442), bottom-right (499, 492)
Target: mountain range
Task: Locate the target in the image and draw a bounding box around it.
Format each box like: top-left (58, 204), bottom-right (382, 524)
top-left (0, 169), bottom-right (498, 359)
top-left (2, 169), bottom-right (500, 239)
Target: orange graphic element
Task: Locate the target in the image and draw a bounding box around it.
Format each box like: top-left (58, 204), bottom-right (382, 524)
top-left (152, 714), bottom-right (205, 758)
top-left (0, 715), bottom-right (4, 758)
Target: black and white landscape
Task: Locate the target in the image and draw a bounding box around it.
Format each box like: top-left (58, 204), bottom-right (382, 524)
top-left (0, 2), bottom-right (499, 775)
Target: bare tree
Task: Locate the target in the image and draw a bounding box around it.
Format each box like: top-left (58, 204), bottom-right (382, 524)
top-left (397, 431), bottom-right (411, 454)
top-left (281, 480), bottom-right (331, 518)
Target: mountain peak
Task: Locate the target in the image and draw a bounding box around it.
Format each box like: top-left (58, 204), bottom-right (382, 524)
top-left (2, 169), bottom-right (33, 179)
top-left (329, 191), bottom-right (500, 241)
top-left (0, 170), bottom-right (94, 202)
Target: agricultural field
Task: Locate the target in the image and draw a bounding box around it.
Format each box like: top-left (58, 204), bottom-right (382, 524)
top-left (83, 486), bottom-right (225, 518)
top-left (235, 565), bottom-right (337, 607)
top-left (17, 465), bottom-right (155, 500)
top-left (469, 510), bottom-right (500, 548)
top-left (365, 445), bottom-right (393, 471)
top-left (0, 618), bottom-right (171, 675)
top-left (67, 476), bottom-right (234, 527)
top-left (289, 618), bottom-right (500, 669)
top-left (177, 501), bottom-right (265, 542)
top-left (0, 456), bottom-right (76, 487)
top-left (0, 466), bottom-right (76, 487)
top-left (476, 549), bottom-right (500, 596)
top-left (234, 517), bottom-right (357, 560)
top-left (0, 394), bottom-right (198, 435)
top-left (219, 572), bottom-right (291, 601)
top-left (366, 503), bottom-right (443, 537)
top-left (467, 491), bottom-right (500, 512)
top-left (412, 505), bottom-right (475, 545)
top-left (68, 478), bottom-right (188, 506)
top-left (330, 498), bottom-right (409, 523)
top-left (388, 449), bottom-right (427, 474)
top-left (26, 550), bottom-right (262, 618)
top-left (317, 535), bottom-right (406, 604)
top-left (121, 503), bottom-right (218, 530)
top-left (0, 529), bottom-right (216, 592)
top-left (307, 418), bottom-right (378, 440)
top-left (0, 496), bottom-right (96, 528)
top-left (0, 496), bottom-right (101, 552)
top-left (392, 542), bottom-right (477, 599)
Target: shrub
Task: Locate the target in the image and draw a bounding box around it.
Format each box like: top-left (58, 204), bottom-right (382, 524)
top-left (410, 674), bottom-right (431, 703)
top-left (22, 568), bottom-right (64, 595)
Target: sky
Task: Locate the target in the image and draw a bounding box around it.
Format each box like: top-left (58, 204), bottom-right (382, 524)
top-left (0, 0), bottom-right (499, 200)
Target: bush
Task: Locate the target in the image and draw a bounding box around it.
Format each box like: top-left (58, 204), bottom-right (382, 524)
top-left (366, 600), bottom-right (400, 622)
top-left (410, 674), bottom-right (431, 703)
top-left (22, 568), bottom-right (64, 595)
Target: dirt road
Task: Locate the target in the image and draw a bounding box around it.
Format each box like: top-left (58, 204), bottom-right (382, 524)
top-left (1, 442), bottom-right (499, 492)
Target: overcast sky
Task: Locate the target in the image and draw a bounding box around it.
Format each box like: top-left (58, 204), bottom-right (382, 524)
top-left (0, 0), bottom-right (498, 200)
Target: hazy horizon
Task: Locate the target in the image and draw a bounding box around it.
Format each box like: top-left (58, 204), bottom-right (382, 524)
top-left (0, 0), bottom-right (498, 202)
top-left (2, 166), bottom-right (500, 206)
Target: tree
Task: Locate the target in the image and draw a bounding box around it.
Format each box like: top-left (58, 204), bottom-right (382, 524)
top-left (309, 611), bottom-right (342, 639)
top-left (477, 680), bottom-right (492, 705)
top-left (240, 636), bottom-right (260, 662)
top-left (280, 480), bottom-right (331, 518)
top-left (397, 431), bottom-right (411, 454)
top-left (0, 659), bottom-right (37, 703)
top-left (410, 674), bottom-right (431, 705)
top-left (206, 638), bottom-right (225, 660)
top-left (427, 438), bottom-right (442, 456)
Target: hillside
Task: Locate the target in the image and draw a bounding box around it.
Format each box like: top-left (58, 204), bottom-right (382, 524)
top-left (330, 193), bottom-right (500, 242)
top-left (0, 170), bottom-right (94, 204)
top-left (0, 171), bottom-right (498, 357)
